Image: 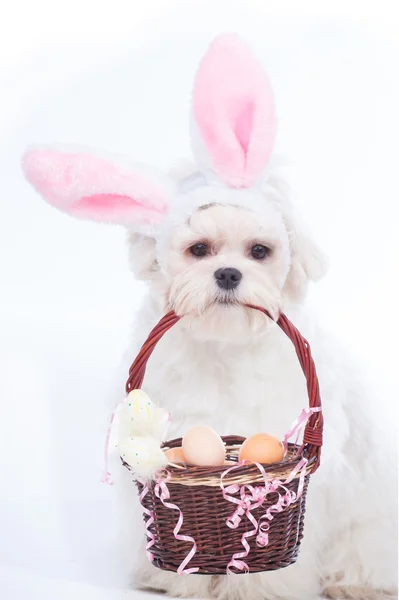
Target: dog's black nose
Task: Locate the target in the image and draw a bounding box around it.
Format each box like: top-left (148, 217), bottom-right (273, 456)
top-left (214, 267), bottom-right (242, 290)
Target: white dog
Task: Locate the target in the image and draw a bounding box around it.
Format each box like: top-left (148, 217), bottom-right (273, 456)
top-left (22, 34), bottom-right (397, 600)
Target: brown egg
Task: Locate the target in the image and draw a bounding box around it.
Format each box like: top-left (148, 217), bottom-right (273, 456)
top-left (238, 433), bottom-right (284, 464)
top-left (164, 447), bottom-right (186, 463)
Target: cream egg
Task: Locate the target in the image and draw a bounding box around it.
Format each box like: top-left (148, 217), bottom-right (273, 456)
top-left (238, 433), bottom-right (284, 464)
top-left (182, 425), bottom-right (226, 466)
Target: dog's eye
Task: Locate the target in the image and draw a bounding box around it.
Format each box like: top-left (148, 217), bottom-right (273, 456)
top-left (250, 244), bottom-right (270, 260)
top-left (189, 242), bottom-right (209, 257)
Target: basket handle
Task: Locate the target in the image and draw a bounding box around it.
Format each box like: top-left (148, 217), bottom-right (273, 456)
top-left (126, 307), bottom-right (323, 472)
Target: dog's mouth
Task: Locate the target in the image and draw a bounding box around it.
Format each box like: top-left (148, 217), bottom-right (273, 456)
top-left (215, 293), bottom-right (239, 305)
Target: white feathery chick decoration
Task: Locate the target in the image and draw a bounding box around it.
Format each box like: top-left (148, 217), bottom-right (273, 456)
top-left (116, 390), bottom-right (171, 479)
top-left (126, 389), bottom-right (171, 440)
top-left (118, 435), bottom-right (167, 479)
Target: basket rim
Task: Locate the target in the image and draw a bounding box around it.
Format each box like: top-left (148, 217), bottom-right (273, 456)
top-left (124, 437), bottom-right (315, 487)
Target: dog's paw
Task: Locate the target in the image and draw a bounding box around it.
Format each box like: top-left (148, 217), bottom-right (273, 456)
top-left (323, 584), bottom-right (397, 600)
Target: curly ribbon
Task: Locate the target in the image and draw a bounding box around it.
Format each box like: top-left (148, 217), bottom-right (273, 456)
top-left (154, 472), bottom-right (199, 575)
top-left (221, 406), bottom-right (321, 574)
top-left (101, 397), bottom-right (127, 485)
top-left (221, 472), bottom-right (269, 573)
top-left (221, 460), bottom-right (309, 573)
top-left (136, 477), bottom-right (156, 561)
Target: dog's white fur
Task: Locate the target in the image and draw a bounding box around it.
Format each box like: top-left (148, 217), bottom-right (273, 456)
top-left (110, 166), bottom-right (398, 600)
top-left (20, 32), bottom-right (397, 600)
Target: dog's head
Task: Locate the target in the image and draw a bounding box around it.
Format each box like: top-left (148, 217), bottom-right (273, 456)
top-left (21, 34), bottom-right (326, 342)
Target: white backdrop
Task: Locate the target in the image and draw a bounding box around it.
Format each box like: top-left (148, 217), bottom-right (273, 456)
top-left (1, 1), bottom-right (398, 597)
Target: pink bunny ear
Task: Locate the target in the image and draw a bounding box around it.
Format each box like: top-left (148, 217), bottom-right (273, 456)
top-left (192, 33), bottom-right (276, 189)
top-left (22, 147), bottom-right (173, 228)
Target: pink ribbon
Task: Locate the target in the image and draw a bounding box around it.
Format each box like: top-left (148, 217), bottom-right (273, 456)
top-left (221, 406), bottom-right (320, 574)
top-left (221, 472), bottom-right (269, 573)
top-left (154, 472), bottom-right (199, 575)
top-left (101, 398), bottom-right (127, 485)
top-left (136, 477), bottom-right (156, 561)
top-left (221, 460), bottom-right (309, 573)
top-left (283, 406), bottom-right (322, 455)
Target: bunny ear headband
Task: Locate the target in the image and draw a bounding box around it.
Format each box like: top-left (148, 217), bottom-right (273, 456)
top-left (22, 34), bottom-right (276, 236)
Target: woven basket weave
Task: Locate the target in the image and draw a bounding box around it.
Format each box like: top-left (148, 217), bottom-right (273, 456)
top-left (124, 305), bottom-right (323, 575)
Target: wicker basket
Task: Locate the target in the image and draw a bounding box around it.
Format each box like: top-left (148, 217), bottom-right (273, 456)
top-left (124, 306), bottom-right (323, 575)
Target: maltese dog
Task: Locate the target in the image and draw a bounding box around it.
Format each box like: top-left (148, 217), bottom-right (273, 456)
top-left (22, 34), bottom-right (397, 600)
